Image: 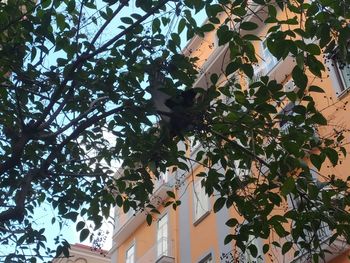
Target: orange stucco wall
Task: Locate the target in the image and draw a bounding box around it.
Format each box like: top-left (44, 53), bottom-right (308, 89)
top-left (329, 249), bottom-right (350, 263)
top-left (115, 205), bottom-right (178, 263)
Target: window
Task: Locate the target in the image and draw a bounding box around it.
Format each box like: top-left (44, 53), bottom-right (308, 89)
top-left (127, 206), bottom-right (135, 219)
top-left (332, 57), bottom-right (350, 96)
top-left (199, 253), bottom-right (213, 263)
top-left (249, 64), bottom-right (266, 85)
top-left (279, 102), bottom-right (295, 135)
top-left (287, 190), bottom-right (333, 261)
top-left (126, 244), bottom-right (135, 263)
top-left (157, 214), bottom-right (168, 258)
top-left (262, 37), bottom-right (279, 73)
top-left (233, 158), bottom-right (252, 179)
top-left (189, 136), bottom-right (201, 155)
top-left (159, 169), bottom-right (169, 183)
top-left (193, 180), bottom-right (210, 223)
top-left (236, 235), bottom-right (264, 263)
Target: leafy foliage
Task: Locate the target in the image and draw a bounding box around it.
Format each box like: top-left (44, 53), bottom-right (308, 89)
top-left (0, 0), bottom-right (349, 262)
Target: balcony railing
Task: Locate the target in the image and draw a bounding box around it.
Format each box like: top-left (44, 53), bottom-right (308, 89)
top-left (113, 175), bottom-right (176, 246)
top-left (136, 237), bottom-right (175, 263)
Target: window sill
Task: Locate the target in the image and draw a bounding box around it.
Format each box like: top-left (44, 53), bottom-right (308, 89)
top-left (193, 210), bottom-right (210, 226)
top-left (336, 87), bottom-right (350, 99)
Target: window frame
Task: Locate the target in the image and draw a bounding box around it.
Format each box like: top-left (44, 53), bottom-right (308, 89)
top-left (157, 213), bottom-right (169, 258)
top-left (331, 56), bottom-right (350, 97)
top-left (235, 229), bottom-right (264, 263)
top-left (198, 253), bottom-right (213, 263)
top-left (261, 36), bottom-right (279, 73)
top-left (125, 243), bottom-right (135, 263)
top-left (193, 179), bottom-right (210, 225)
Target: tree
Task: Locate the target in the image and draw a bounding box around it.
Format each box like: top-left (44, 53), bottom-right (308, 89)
top-left (0, 0), bottom-right (349, 261)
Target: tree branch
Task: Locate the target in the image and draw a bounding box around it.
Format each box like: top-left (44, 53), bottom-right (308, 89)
top-left (39, 96), bottom-right (109, 139)
top-left (51, 172), bottom-right (108, 178)
top-left (0, 169), bottom-right (36, 222)
top-left (0, 134), bottom-right (28, 176)
top-left (211, 130), bottom-right (271, 168)
top-left (42, 106), bottom-right (123, 169)
top-left (35, 0), bottom-right (171, 129)
top-left (0, 105), bottom-right (123, 223)
top-left (88, 2), bottom-right (127, 52)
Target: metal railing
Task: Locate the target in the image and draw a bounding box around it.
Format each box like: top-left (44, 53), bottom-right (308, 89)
top-left (136, 237), bottom-right (174, 263)
top-left (114, 173), bottom-right (176, 233)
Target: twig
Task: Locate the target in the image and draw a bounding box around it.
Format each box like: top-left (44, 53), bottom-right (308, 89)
top-left (212, 129), bottom-right (271, 168)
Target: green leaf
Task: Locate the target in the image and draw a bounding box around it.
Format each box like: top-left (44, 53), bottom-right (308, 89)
top-left (146, 214), bottom-right (153, 225)
top-left (67, 0), bottom-right (76, 13)
top-left (253, 0), bottom-right (266, 4)
top-left (213, 197), bottom-right (226, 212)
top-left (64, 211), bottom-right (78, 221)
top-left (225, 218), bottom-right (238, 227)
top-left (292, 66), bottom-right (308, 90)
top-left (240, 21), bottom-right (258, 31)
top-left (283, 141), bottom-right (300, 155)
top-left (210, 73), bottom-right (218, 84)
top-left (306, 43), bottom-right (321, 55)
top-left (224, 234), bottom-right (235, 245)
top-left (121, 17), bottom-right (133, 25)
top-left (263, 244), bottom-right (269, 254)
top-left (171, 33), bottom-right (181, 47)
top-left (41, 0), bottom-right (52, 8)
top-left (152, 18), bottom-right (161, 33)
top-left (116, 195), bottom-right (123, 207)
top-left (307, 54), bottom-right (325, 77)
top-left (225, 61), bottom-right (239, 75)
top-left (79, 229), bottom-right (89, 242)
top-left (282, 241), bottom-right (293, 255)
top-left (272, 241), bottom-right (281, 247)
top-left (323, 147), bottom-right (339, 166)
top-left (76, 221), bottom-right (85, 232)
top-left (281, 177), bottom-right (295, 196)
top-left (56, 13), bottom-right (66, 30)
top-left (310, 154), bottom-right (324, 170)
top-left (309, 85), bottom-right (325, 93)
top-left (217, 25), bottom-right (233, 46)
top-left (310, 112), bottom-right (327, 125)
top-left (232, 6), bottom-right (247, 16)
top-left (167, 191), bottom-right (175, 198)
top-left (274, 222), bottom-right (288, 237)
top-left (266, 4), bottom-right (277, 17)
top-left (241, 63), bottom-right (254, 78)
top-left (340, 147), bottom-right (347, 157)
top-left (296, 52), bottom-right (304, 68)
top-left (62, 245), bottom-right (70, 257)
top-left (55, 245), bottom-right (63, 258)
top-left (248, 244), bottom-right (258, 257)
top-left (242, 34), bottom-right (261, 41)
top-left (123, 201), bottom-right (130, 213)
top-left (209, 17), bottom-right (220, 24)
top-left (206, 4), bottom-right (224, 17)
top-left (178, 18), bottom-right (186, 34)
top-left (201, 23), bottom-right (215, 32)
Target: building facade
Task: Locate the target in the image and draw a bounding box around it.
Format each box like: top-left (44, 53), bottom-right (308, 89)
top-left (109, 5), bottom-right (350, 263)
top-left (53, 244), bottom-right (110, 263)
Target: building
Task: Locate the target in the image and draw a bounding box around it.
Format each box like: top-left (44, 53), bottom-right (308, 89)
top-left (53, 244), bottom-right (110, 263)
top-left (109, 5), bottom-right (350, 263)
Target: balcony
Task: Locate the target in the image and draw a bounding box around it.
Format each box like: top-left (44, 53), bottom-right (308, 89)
top-left (291, 224), bottom-right (348, 263)
top-left (136, 237), bottom-right (175, 263)
top-left (113, 174), bottom-right (175, 247)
